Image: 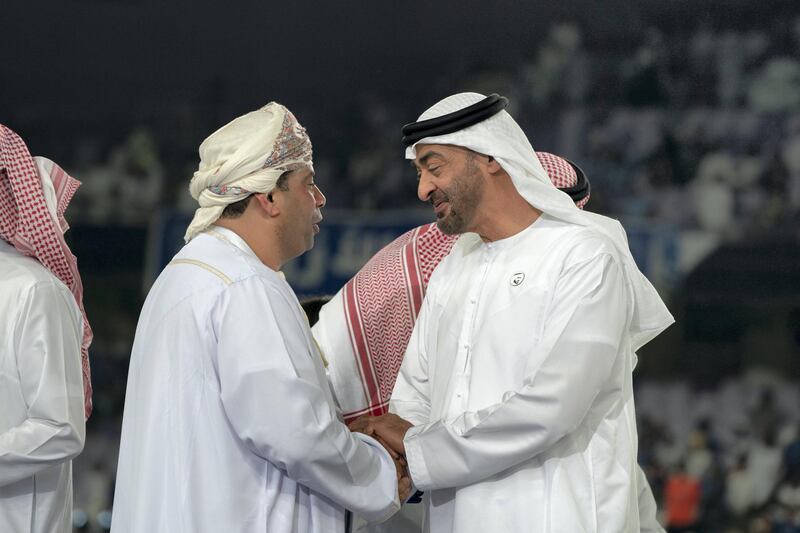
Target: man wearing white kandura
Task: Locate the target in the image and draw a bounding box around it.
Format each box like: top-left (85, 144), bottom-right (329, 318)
top-left (112, 102), bottom-right (409, 533)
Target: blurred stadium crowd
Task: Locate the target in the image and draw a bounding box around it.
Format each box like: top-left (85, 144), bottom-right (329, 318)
top-left (51, 20), bottom-right (800, 232)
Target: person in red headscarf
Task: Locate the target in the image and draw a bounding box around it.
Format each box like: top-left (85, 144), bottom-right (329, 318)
top-left (0, 124), bottom-right (92, 533)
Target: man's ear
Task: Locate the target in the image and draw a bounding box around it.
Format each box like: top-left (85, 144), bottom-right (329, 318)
top-left (253, 192), bottom-right (281, 217)
top-left (486, 156), bottom-right (504, 175)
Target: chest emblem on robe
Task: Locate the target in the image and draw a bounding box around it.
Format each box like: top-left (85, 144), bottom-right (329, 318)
top-left (510, 272), bottom-right (525, 286)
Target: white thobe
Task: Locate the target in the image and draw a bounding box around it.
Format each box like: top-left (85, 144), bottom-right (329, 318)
top-left (111, 227), bottom-right (399, 533)
top-left (391, 214), bottom-right (658, 533)
top-left (0, 240), bottom-right (86, 533)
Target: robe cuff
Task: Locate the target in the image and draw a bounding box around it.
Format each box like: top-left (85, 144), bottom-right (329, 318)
top-left (403, 423), bottom-right (434, 491)
top-left (352, 432), bottom-right (402, 522)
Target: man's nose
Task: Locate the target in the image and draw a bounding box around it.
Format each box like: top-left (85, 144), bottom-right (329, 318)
top-left (417, 173), bottom-right (435, 203)
top-left (314, 185), bottom-right (326, 208)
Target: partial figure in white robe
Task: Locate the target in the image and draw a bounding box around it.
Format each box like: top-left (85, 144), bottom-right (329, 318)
top-left (112, 103), bottom-right (403, 533)
top-left (0, 125), bottom-right (92, 533)
top-left (351, 93), bottom-right (674, 532)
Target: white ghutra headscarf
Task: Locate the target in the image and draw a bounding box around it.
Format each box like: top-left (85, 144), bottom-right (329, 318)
top-left (184, 102), bottom-right (313, 242)
top-left (405, 92), bottom-right (674, 351)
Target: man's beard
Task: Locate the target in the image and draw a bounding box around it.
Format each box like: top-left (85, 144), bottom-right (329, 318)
top-left (434, 157), bottom-right (483, 235)
top-left (436, 202), bottom-right (468, 235)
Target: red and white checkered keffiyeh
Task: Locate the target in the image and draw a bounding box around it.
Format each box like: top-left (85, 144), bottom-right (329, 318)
top-left (0, 124), bottom-right (93, 419)
top-left (538, 151), bottom-right (590, 209)
top-left (315, 152), bottom-right (585, 423)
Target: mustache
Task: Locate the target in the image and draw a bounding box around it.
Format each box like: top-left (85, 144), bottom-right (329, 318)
top-left (430, 191), bottom-right (448, 206)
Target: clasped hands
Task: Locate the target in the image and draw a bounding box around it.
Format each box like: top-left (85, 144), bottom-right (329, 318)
top-left (349, 413), bottom-right (414, 502)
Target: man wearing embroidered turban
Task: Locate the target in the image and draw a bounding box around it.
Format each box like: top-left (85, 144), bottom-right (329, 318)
top-left (348, 93), bottom-right (675, 533)
top-left (0, 125), bottom-right (91, 533)
top-left (112, 103), bottom-right (408, 533)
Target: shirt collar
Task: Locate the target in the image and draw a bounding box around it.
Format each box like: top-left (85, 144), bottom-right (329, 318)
top-left (481, 213), bottom-right (547, 252)
top-left (205, 225), bottom-right (287, 280)
top-left (206, 225), bottom-right (258, 259)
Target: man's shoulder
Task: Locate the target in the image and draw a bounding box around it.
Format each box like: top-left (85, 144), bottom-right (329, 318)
top-left (0, 249), bottom-right (80, 332)
top-left (548, 220), bottom-right (621, 269)
top-left (172, 233), bottom-right (279, 288)
top-left (142, 235), bottom-right (287, 326)
top-left (0, 246), bottom-right (74, 301)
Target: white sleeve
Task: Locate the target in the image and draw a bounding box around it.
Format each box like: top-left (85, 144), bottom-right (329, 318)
top-left (0, 281), bottom-right (86, 487)
top-left (388, 293), bottom-right (433, 426)
top-left (402, 253), bottom-right (628, 490)
top-left (216, 278), bottom-right (399, 523)
top-left (637, 465), bottom-right (666, 533)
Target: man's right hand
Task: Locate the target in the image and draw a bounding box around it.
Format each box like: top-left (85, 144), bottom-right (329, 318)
top-left (349, 414), bottom-right (412, 456)
top-left (350, 415), bottom-right (413, 501)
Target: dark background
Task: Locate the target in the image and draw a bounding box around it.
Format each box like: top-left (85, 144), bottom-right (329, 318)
top-left (2, 1), bottom-right (799, 531)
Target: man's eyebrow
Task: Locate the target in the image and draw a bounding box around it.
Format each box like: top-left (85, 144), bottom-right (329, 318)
top-left (415, 151), bottom-right (445, 168)
top-left (302, 169), bottom-right (315, 182)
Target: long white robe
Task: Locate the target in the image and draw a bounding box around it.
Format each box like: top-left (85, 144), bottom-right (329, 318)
top-left (391, 214), bottom-right (662, 533)
top-left (0, 239), bottom-right (86, 533)
top-left (111, 227), bottom-right (399, 533)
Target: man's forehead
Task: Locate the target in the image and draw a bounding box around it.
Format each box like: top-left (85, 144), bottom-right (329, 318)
top-left (413, 144), bottom-right (466, 165)
top-left (285, 163), bottom-right (314, 180)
